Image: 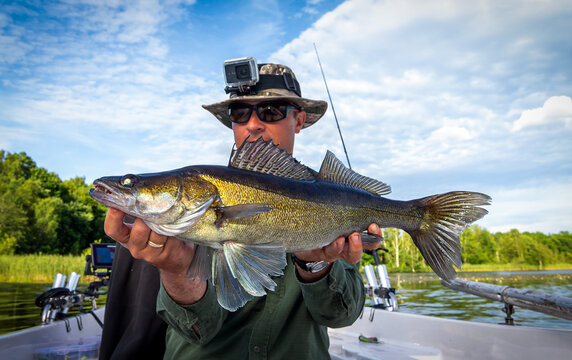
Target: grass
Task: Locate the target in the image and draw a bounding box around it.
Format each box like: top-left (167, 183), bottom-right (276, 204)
top-left (0, 255), bottom-right (94, 283)
top-left (0, 255), bottom-right (570, 283)
top-left (459, 263), bottom-right (571, 272)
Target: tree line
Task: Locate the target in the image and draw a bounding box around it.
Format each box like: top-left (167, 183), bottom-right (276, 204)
top-left (1, 150), bottom-right (571, 268)
top-left (0, 150), bottom-right (107, 255)
top-left (364, 226), bottom-right (572, 272)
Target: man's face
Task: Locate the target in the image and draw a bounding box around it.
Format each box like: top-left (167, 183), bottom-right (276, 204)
top-left (231, 100), bottom-right (306, 153)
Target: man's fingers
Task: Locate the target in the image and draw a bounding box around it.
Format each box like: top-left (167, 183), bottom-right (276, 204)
top-left (368, 223), bottom-right (381, 236)
top-left (104, 208), bottom-right (131, 243)
top-left (147, 231), bottom-right (168, 250)
top-left (323, 237), bottom-right (345, 260)
top-left (129, 218), bottom-right (153, 253)
top-left (346, 232), bottom-right (363, 264)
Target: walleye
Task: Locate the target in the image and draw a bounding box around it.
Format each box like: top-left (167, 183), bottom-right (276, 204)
top-left (90, 137), bottom-right (491, 311)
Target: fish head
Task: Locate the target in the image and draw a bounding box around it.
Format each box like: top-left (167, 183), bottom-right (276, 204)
top-left (90, 172), bottom-right (184, 221)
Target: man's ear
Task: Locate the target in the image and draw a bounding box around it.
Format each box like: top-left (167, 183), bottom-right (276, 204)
top-left (294, 111), bottom-right (306, 133)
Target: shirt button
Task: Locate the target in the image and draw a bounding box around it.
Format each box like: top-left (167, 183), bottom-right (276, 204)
top-left (253, 345), bottom-right (261, 353)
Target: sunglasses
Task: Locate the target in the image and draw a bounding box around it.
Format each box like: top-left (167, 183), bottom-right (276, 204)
top-left (228, 101), bottom-right (301, 124)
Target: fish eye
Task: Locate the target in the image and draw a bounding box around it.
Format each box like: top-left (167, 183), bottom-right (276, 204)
top-left (120, 175), bottom-right (136, 188)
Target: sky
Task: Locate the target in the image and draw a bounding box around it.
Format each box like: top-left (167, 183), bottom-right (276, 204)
top-left (1, 0), bottom-right (571, 234)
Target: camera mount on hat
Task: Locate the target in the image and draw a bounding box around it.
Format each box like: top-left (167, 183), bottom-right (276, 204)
top-left (223, 57), bottom-right (301, 97)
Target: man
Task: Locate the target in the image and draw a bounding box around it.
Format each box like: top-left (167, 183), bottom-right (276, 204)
top-left (102, 62), bottom-right (381, 359)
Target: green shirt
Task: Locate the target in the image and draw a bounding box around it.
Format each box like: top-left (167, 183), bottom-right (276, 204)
top-left (156, 255), bottom-right (365, 359)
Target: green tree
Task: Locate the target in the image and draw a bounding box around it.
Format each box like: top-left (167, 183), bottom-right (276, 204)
top-left (498, 229), bottom-right (522, 263)
top-left (0, 150), bottom-right (109, 255)
top-left (461, 225), bottom-right (496, 264)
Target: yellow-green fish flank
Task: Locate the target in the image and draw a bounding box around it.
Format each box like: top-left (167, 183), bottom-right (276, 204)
top-left (90, 138), bottom-right (491, 311)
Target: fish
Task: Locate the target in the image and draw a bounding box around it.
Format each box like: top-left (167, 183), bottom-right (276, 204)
top-left (90, 137), bottom-right (491, 311)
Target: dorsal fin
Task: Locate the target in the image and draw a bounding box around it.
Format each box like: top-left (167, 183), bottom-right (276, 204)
top-left (317, 151), bottom-right (391, 196)
top-left (229, 137), bottom-right (315, 181)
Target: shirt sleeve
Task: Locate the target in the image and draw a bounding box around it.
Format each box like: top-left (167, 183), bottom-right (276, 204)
top-left (156, 280), bottom-right (228, 345)
top-left (297, 259), bottom-right (365, 328)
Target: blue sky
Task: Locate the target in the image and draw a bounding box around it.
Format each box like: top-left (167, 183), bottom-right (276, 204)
top-left (1, 0), bottom-right (571, 233)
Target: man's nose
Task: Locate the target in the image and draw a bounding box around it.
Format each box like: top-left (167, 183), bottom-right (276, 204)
top-left (246, 110), bottom-right (265, 131)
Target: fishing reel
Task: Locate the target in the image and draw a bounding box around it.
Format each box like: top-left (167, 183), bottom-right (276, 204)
top-left (35, 243), bottom-right (115, 324)
top-left (36, 272), bottom-right (83, 323)
top-left (363, 247), bottom-right (399, 311)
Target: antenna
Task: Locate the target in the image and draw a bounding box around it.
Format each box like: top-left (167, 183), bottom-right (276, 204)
top-left (313, 43), bottom-right (352, 169)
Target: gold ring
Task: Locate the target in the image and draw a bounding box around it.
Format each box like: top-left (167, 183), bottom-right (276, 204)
top-left (148, 240), bottom-right (165, 248)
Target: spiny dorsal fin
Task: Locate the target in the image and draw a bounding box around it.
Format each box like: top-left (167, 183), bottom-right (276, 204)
top-left (317, 151), bottom-right (391, 196)
top-left (229, 137), bottom-right (315, 181)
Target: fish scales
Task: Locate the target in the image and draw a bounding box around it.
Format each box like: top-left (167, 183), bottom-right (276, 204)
top-left (90, 137), bottom-right (491, 311)
top-left (184, 168), bottom-right (420, 252)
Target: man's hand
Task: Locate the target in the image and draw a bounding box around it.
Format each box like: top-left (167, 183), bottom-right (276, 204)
top-left (293, 223), bottom-right (383, 282)
top-left (104, 208), bottom-right (206, 305)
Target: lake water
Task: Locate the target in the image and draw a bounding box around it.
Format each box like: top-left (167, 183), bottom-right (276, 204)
top-left (0, 270), bottom-right (570, 336)
top-left (386, 270), bottom-right (572, 330)
top-left (0, 282), bottom-right (108, 336)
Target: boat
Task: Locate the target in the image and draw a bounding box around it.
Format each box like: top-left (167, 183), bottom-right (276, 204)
top-left (1, 245), bottom-right (571, 359)
top-left (0, 307), bottom-right (104, 360)
top-left (329, 250), bottom-right (572, 359)
top-left (0, 244), bottom-right (112, 360)
top-left (328, 306), bottom-right (572, 360)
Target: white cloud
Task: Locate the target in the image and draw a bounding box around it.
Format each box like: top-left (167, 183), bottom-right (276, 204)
top-left (428, 125), bottom-right (475, 142)
top-left (512, 96), bottom-right (572, 131)
top-left (2, 0), bottom-right (572, 234)
top-left (479, 179), bottom-right (572, 234)
top-left (270, 0), bottom-right (572, 233)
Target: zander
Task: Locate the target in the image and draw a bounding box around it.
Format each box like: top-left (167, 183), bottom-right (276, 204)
top-left (90, 137), bottom-right (491, 311)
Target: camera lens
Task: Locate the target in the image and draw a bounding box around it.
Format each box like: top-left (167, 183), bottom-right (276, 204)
top-left (235, 64), bottom-right (251, 79)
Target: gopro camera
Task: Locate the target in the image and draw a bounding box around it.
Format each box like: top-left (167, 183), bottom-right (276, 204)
top-left (224, 57), bottom-right (259, 90)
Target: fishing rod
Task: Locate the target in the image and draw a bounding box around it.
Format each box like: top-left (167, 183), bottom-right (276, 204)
top-left (313, 43), bottom-right (352, 170)
top-left (314, 45), bottom-right (390, 251)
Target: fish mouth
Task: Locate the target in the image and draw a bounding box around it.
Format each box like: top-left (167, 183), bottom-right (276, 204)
top-left (90, 179), bottom-right (135, 209)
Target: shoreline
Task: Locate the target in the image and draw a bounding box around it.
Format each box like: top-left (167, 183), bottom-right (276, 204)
top-left (1, 253), bottom-right (570, 283)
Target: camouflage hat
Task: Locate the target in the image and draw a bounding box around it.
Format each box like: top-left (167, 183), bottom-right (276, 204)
top-left (202, 63), bottom-right (328, 129)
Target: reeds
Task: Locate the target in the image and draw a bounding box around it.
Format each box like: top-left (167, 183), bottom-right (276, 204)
top-left (0, 255), bottom-right (89, 283)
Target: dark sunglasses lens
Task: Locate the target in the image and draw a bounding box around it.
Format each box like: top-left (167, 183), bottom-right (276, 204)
top-left (228, 102), bottom-right (296, 123)
top-left (228, 103), bottom-right (252, 123)
top-left (257, 103), bottom-right (289, 122)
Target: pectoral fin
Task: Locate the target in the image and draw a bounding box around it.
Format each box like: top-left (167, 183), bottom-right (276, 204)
top-left (219, 203), bottom-right (272, 220)
top-left (211, 241), bottom-right (287, 311)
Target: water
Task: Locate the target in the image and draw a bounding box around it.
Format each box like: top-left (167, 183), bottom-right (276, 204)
top-left (0, 271), bottom-right (570, 336)
top-left (386, 270), bottom-right (572, 329)
top-left (0, 282), bottom-right (107, 336)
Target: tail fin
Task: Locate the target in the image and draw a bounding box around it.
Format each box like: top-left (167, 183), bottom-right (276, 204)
top-left (409, 191), bottom-right (491, 280)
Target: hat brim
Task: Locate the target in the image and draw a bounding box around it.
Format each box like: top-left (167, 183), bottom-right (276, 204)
top-left (202, 90), bottom-right (328, 129)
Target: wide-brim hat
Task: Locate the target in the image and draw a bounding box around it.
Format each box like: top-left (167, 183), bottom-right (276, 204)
top-left (202, 63), bottom-right (328, 129)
